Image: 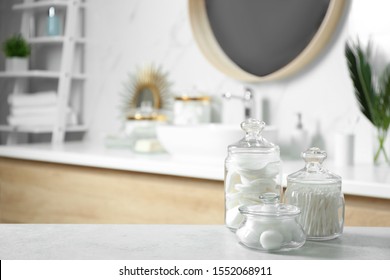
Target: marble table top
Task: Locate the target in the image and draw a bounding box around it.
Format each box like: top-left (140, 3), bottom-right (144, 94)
top-left (1, 225), bottom-right (389, 260)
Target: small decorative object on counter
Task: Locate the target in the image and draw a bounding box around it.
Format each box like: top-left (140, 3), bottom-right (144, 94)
top-left (236, 193), bottom-right (306, 252)
top-left (345, 40), bottom-right (390, 165)
top-left (126, 101), bottom-right (166, 154)
top-left (224, 119), bottom-right (282, 231)
top-left (284, 147), bottom-right (345, 240)
top-left (173, 88), bottom-right (211, 125)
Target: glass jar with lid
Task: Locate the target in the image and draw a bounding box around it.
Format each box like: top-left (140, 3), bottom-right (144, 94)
top-left (173, 88), bottom-right (211, 125)
top-left (284, 147), bottom-right (345, 240)
top-left (236, 193), bottom-right (306, 251)
top-left (224, 119), bottom-right (282, 231)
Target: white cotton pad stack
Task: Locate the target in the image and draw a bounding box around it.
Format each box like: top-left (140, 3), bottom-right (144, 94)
top-left (225, 158), bottom-right (280, 229)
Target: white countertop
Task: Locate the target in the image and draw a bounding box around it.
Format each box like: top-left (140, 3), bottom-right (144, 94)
top-left (0, 224), bottom-right (389, 260)
top-left (0, 142), bottom-right (389, 199)
top-left (0, 142), bottom-right (223, 180)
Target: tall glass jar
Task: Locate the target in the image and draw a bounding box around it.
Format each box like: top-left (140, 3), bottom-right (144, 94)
top-left (284, 147), bottom-right (345, 240)
top-left (224, 119), bottom-right (282, 231)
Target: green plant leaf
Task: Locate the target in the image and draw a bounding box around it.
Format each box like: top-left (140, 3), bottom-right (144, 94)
top-left (379, 65), bottom-right (390, 131)
top-left (345, 41), bottom-right (379, 127)
top-left (2, 34), bottom-right (30, 58)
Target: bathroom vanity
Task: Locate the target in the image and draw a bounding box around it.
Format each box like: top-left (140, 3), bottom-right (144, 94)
top-left (0, 142), bottom-right (389, 225)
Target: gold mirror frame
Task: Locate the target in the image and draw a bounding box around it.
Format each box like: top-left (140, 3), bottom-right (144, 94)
top-left (120, 65), bottom-right (172, 118)
top-left (133, 84), bottom-right (161, 109)
top-left (188, 0), bottom-right (346, 82)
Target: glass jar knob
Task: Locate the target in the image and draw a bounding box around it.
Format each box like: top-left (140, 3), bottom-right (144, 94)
top-left (259, 192), bottom-right (280, 212)
top-left (241, 118), bottom-right (265, 143)
top-left (259, 192), bottom-right (280, 202)
top-left (241, 118), bottom-right (265, 134)
top-left (302, 147), bottom-right (327, 172)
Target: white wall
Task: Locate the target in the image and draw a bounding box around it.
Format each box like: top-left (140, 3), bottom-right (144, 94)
top-left (83, 0), bottom-right (390, 163)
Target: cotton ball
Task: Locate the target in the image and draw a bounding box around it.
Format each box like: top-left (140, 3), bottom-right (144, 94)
top-left (226, 206), bottom-right (244, 229)
top-left (259, 230), bottom-right (283, 250)
top-left (236, 226), bottom-right (261, 247)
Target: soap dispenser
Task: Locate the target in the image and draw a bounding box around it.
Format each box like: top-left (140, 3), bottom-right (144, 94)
top-left (291, 113), bottom-right (308, 157)
top-left (310, 120), bottom-right (326, 150)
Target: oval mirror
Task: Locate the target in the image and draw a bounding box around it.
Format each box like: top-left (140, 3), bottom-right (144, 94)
top-left (189, 0), bottom-right (346, 82)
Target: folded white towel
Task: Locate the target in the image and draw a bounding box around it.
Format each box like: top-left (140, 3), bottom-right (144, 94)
top-left (7, 111), bottom-right (77, 126)
top-left (8, 91), bottom-right (57, 107)
top-left (10, 105), bottom-right (58, 116)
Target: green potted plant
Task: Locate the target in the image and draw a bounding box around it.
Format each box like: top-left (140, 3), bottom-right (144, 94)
top-left (345, 40), bottom-right (390, 165)
top-left (2, 34), bottom-right (30, 71)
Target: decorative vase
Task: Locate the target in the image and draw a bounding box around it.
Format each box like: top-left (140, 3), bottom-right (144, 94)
top-left (5, 57), bottom-right (28, 72)
top-left (373, 128), bottom-right (389, 165)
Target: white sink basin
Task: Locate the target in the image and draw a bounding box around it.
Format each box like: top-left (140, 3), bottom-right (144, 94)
top-left (156, 123), bottom-right (278, 159)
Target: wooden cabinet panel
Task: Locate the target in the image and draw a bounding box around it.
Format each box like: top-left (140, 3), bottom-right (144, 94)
top-left (1, 157), bottom-right (389, 226)
top-left (0, 157), bottom-right (224, 224)
top-left (345, 195), bottom-right (390, 226)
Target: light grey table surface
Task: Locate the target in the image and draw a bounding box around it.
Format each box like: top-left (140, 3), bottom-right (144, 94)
top-left (0, 225), bottom-right (389, 260)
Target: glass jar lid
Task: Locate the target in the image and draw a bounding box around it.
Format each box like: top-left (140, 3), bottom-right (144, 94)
top-left (228, 119), bottom-right (279, 155)
top-left (174, 87), bottom-right (210, 102)
top-left (174, 96), bottom-right (210, 102)
top-left (239, 193), bottom-right (300, 217)
top-left (287, 147), bottom-right (341, 183)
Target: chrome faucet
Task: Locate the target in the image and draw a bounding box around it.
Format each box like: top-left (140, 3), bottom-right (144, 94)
top-left (222, 87), bottom-right (255, 119)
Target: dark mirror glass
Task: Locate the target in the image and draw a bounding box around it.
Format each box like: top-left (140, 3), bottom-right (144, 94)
top-left (206, 0), bottom-right (330, 77)
top-left (136, 88), bottom-right (155, 108)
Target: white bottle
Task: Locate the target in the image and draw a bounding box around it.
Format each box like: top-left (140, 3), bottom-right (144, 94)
top-left (291, 113), bottom-right (308, 157)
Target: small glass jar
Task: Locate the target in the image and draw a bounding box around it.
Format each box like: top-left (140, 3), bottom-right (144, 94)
top-left (225, 119), bottom-right (282, 231)
top-left (173, 93), bottom-right (211, 125)
top-left (284, 147), bottom-right (345, 240)
top-left (236, 193), bottom-right (306, 252)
